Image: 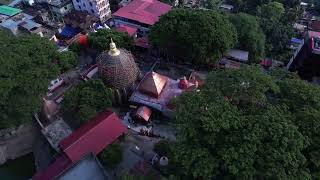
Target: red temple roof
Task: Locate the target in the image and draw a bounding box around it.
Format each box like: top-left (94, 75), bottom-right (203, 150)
top-left (116, 25), bottom-right (137, 36)
top-left (138, 71), bottom-right (168, 98)
top-left (33, 155), bottom-right (71, 180)
top-left (59, 111), bottom-right (127, 162)
top-left (113, 0), bottom-right (171, 25)
top-left (135, 37), bottom-right (150, 48)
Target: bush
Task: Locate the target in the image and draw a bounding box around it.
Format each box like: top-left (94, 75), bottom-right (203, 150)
top-left (153, 140), bottom-right (171, 157)
top-left (99, 143), bottom-right (123, 167)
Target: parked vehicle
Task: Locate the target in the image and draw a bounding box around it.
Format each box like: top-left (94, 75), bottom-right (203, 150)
top-left (48, 78), bottom-right (64, 92)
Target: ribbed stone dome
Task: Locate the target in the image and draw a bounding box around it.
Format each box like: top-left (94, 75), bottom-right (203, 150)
top-left (97, 39), bottom-right (140, 89)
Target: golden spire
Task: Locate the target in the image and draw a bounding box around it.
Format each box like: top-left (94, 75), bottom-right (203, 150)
top-left (108, 38), bottom-right (120, 56)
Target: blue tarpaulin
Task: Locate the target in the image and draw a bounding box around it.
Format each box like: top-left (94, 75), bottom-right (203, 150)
top-left (60, 25), bottom-right (80, 38)
top-left (291, 38), bottom-right (303, 44)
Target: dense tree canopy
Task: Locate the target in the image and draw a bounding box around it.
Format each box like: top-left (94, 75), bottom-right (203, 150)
top-left (257, 3), bottom-right (294, 63)
top-left (260, 19), bottom-right (293, 62)
top-left (225, 0), bottom-right (299, 62)
top-left (150, 9), bottom-right (237, 65)
top-left (56, 51), bottom-right (78, 72)
top-left (227, 0), bottom-right (300, 13)
top-left (62, 79), bottom-right (113, 125)
top-left (256, 1), bottom-right (285, 21)
top-left (88, 29), bottom-right (134, 53)
top-left (0, 31), bottom-right (62, 129)
top-left (229, 13), bottom-right (265, 63)
top-left (99, 143), bottom-right (123, 167)
top-left (172, 66), bottom-right (320, 179)
top-left (202, 0), bottom-right (220, 9)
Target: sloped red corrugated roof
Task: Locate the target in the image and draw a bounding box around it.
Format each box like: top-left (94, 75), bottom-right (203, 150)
top-left (33, 155), bottom-right (71, 180)
top-left (135, 37), bottom-right (150, 48)
top-left (59, 111), bottom-right (127, 162)
top-left (116, 25), bottom-right (137, 36)
top-left (138, 71), bottom-right (168, 98)
top-left (113, 0), bottom-right (171, 25)
top-left (136, 106), bottom-right (152, 121)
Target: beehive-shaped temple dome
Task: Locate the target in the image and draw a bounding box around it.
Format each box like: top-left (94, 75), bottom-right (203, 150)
top-left (97, 39), bottom-right (140, 89)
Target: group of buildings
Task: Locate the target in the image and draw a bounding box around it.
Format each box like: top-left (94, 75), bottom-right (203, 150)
top-left (287, 4), bottom-right (320, 82)
top-left (0, 0), bottom-right (172, 47)
top-left (34, 111), bottom-right (127, 179)
top-left (33, 24), bottom-right (202, 177)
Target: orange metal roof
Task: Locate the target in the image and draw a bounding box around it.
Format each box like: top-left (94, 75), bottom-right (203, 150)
top-left (138, 71), bottom-right (167, 98)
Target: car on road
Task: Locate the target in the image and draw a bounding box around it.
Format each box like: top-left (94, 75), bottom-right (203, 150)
top-left (48, 78), bottom-right (64, 92)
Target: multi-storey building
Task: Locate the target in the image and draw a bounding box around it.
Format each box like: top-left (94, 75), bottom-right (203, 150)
top-left (72, 0), bottom-right (111, 22)
top-left (36, 0), bottom-right (73, 19)
top-left (48, 0), bottom-right (74, 19)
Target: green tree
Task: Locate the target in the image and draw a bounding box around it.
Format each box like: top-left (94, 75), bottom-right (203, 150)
top-left (256, 2), bottom-right (285, 21)
top-left (62, 79), bottom-right (113, 125)
top-left (0, 31), bottom-right (60, 129)
top-left (99, 143), bottom-right (123, 167)
top-left (172, 66), bottom-right (316, 179)
top-left (153, 140), bottom-right (171, 157)
top-left (255, 1), bottom-right (294, 63)
top-left (226, 0), bottom-right (269, 13)
top-left (229, 13), bottom-right (265, 63)
top-left (260, 19), bottom-right (293, 62)
top-left (150, 9), bottom-right (237, 65)
top-left (88, 29), bottom-right (134, 53)
top-left (69, 42), bottom-right (82, 55)
top-left (227, 0), bottom-right (300, 13)
top-left (280, 0), bottom-right (300, 8)
top-left (202, 0), bottom-right (220, 9)
top-left (277, 78), bottom-right (320, 178)
top-left (56, 51), bottom-right (78, 72)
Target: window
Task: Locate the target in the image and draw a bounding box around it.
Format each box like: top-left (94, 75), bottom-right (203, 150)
top-left (78, 5), bottom-right (81, 9)
top-left (76, 0), bottom-right (79, 2)
top-left (89, 2), bottom-right (93, 6)
top-left (64, 6), bottom-right (68, 10)
top-left (83, 3), bottom-right (86, 7)
top-left (91, 9), bottom-right (94, 13)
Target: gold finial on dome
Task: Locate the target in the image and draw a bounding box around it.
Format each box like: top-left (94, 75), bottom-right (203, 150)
top-left (108, 38), bottom-right (120, 56)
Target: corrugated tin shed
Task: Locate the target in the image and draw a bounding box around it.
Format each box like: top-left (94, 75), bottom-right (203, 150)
top-left (226, 49), bottom-right (249, 62)
top-left (59, 111), bottom-right (127, 162)
top-left (33, 154), bottom-right (109, 180)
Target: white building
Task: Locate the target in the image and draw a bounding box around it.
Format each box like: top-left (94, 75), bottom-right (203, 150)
top-left (72, 0), bottom-right (111, 22)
